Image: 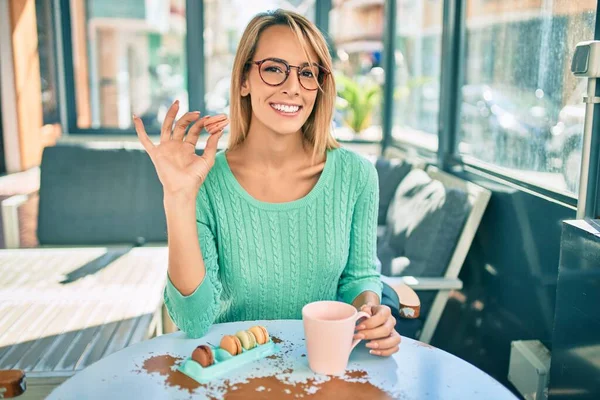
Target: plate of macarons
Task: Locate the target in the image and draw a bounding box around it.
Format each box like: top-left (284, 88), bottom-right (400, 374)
top-left (178, 325), bottom-right (279, 383)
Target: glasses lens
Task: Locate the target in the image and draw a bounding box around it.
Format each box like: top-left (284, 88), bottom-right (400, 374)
top-left (299, 65), bottom-right (322, 90)
top-left (259, 60), bottom-right (288, 86)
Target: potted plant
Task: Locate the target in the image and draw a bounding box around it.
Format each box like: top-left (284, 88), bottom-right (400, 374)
top-left (335, 73), bottom-right (382, 135)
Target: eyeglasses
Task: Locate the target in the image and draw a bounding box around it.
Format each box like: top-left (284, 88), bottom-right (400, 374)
top-left (246, 57), bottom-right (330, 91)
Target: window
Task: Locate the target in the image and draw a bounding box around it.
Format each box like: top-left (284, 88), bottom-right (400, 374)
top-left (459, 0), bottom-right (596, 195)
top-left (70, 0), bottom-right (187, 132)
top-left (392, 0), bottom-right (443, 151)
top-left (36, 0), bottom-right (60, 125)
top-left (330, 0), bottom-right (384, 141)
top-left (204, 0), bottom-right (316, 121)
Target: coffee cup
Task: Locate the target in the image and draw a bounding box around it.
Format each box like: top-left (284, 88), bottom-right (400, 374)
top-left (302, 300), bottom-right (371, 375)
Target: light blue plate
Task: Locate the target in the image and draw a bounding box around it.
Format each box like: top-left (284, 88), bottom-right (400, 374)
top-left (178, 340), bottom-right (279, 383)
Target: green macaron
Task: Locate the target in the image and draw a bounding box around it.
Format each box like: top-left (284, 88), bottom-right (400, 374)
top-left (235, 330), bottom-right (257, 350)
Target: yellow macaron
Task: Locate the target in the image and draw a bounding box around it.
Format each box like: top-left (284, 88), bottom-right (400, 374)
top-left (235, 330), bottom-right (257, 350)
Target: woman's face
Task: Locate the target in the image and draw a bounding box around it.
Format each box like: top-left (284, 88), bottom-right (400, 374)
top-left (241, 25), bottom-right (320, 137)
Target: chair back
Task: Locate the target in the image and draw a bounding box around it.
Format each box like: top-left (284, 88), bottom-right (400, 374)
top-left (37, 143), bottom-right (175, 245)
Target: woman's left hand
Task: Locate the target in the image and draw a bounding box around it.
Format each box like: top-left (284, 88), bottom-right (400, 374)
top-left (354, 302), bottom-right (401, 356)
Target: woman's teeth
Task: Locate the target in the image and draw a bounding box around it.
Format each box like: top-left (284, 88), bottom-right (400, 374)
top-left (271, 104), bottom-right (300, 113)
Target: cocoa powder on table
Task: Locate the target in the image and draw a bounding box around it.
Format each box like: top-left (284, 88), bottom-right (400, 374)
top-left (139, 355), bottom-right (203, 394)
top-left (139, 354), bottom-right (394, 399)
top-left (270, 335), bottom-right (283, 344)
top-left (221, 372), bottom-right (394, 399)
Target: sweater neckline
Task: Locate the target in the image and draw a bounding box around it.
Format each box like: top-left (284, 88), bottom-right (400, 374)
top-left (215, 148), bottom-right (338, 211)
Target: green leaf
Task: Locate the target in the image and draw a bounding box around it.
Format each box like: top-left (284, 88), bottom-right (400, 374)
top-left (335, 73), bottom-right (382, 133)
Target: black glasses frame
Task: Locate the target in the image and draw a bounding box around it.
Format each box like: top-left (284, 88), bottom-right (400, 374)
top-left (246, 57), bottom-right (330, 91)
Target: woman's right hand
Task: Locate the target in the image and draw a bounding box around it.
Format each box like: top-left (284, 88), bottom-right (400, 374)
top-left (133, 100), bottom-right (229, 200)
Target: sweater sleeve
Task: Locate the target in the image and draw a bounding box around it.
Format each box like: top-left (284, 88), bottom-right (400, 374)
top-left (163, 185), bottom-right (223, 338)
top-left (338, 160), bottom-right (383, 304)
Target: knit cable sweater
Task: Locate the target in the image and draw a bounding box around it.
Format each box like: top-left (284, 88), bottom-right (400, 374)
top-left (164, 147), bottom-right (382, 338)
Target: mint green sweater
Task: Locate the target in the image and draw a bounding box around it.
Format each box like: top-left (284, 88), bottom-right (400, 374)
top-left (164, 147), bottom-right (382, 338)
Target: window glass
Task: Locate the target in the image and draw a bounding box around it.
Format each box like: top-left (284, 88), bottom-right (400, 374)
top-left (72, 0), bottom-right (187, 131)
top-left (330, 0), bottom-right (384, 141)
top-left (460, 0), bottom-right (596, 194)
top-left (392, 0), bottom-right (443, 151)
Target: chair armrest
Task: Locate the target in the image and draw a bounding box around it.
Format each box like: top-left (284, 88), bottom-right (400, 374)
top-left (382, 280), bottom-right (421, 319)
top-left (395, 282), bottom-right (421, 319)
top-left (1, 194), bottom-right (29, 249)
top-left (381, 275), bottom-right (463, 291)
top-left (0, 369), bottom-right (26, 398)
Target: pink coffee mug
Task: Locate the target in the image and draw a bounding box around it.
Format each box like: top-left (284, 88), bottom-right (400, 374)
top-left (302, 300), bottom-right (371, 375)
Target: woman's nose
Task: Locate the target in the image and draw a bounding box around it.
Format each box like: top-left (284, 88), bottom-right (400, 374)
top-left (281, 69), bottom-right (301, 96)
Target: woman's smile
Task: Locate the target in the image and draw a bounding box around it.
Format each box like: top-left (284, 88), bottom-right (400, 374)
top-left (269, 102), bottom-right (303, 117)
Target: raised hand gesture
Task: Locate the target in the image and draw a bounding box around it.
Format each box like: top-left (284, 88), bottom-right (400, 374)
top-left (133, 100), bottom-right (229, 200)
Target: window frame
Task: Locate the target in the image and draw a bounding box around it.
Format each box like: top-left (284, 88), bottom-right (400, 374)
top-left (584, 0), bottom-right (600, 219)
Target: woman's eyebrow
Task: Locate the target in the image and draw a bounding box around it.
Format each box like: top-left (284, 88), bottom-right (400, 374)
top-left (269, 57), bottom-right (314, 67)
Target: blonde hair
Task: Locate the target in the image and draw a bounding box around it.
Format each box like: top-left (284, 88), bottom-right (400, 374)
top-left (228, 9), bottom-right (340, 159)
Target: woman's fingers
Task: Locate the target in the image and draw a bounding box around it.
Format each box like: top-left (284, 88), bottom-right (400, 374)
top-left (370, 345), bottom-right (400, 357)
top-left (204, 115), bottom-right (229, 134)
top-left (172, 111), bottom-right (201, 141)
top-left (204, 114), bottom-right (228, 124)
top-left (354, 317), bottom-right (395, 341)
top-left (355, 305), bottom-right (390, 335)
top-left (185, 114), bottom-right (228, 147)
top-left (205, 118), bottom-right (229, 135)
top-left (132, 115), bottom-right (155, 154)
top-left (184, 116), bottom-right (210, 147)
top-left (161, 101), bottom-right (180, 142)
top-left (202, 129), bottom-right (224, 167)
top-left (366, 330), bottom-right (402, 352)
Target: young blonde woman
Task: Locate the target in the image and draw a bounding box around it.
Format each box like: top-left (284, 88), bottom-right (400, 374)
top-left (133, 9), bottom-right (401, 356)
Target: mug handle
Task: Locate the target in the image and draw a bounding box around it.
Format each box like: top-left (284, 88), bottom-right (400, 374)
top-left (350, 311), bottom-right (371, 350)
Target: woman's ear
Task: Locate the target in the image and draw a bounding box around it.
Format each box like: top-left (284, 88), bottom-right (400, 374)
top-left (240, 77), bottom-right (250, 97)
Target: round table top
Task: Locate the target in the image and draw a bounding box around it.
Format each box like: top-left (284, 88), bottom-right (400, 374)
top-left (48, 320), bottom-right (517, 399)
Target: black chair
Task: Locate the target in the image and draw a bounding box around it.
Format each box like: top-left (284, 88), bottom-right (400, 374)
top-left (375, 153), bottom-right (491, 343)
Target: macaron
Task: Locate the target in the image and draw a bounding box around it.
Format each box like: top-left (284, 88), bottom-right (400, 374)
top-left (249, 325), bottom-right (270, 345)
top-left (220, 335), bottom-right (242, 356)
top-left (236, 330), bottom-right (257, 350)
top-left (191, 344), bottom-right (214, 367)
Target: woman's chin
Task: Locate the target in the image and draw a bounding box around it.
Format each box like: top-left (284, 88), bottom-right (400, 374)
top-left (252, 111), bottom-right (308, 136)
top-left (265, 121), bottom-right (306, 136)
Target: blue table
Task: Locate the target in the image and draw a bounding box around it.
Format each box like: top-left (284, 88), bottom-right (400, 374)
top-left (48, 319), bottom-right (517, 399)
